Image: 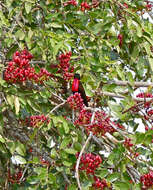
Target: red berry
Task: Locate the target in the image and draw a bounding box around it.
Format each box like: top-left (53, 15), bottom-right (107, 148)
top-left (76, 153), bottom-right (102, 175)
top-left (118, 34), bottom-right (123, 47)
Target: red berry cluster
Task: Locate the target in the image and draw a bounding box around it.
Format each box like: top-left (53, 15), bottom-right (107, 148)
top-left (145, 1), bottom-right (152, 11)
top-left (74, 109), bottom-right (115, 136)
top-left (144, 102), bottom-right (152, 109)
top-left (140, 170), bottom-right (153, 190)
top-left (26, 115), bottom-right (50, 128)
top-left (115, 122), bottom-right (125, 130)
top-left (147, 109), bottom-right (153, 116)
top-left (8, 169), bottom-right (23, 184)
top-left (58, 52), bottom-right (74, 81)
top-left (93, 176), bottom-right (108, 190)
top-left (123, 3), bottom-right (128, 8)
top-left (4, 50), bottom-right (35, 83)
top-left (123, 138), bottom-right (133, 149)
top-left (35, 68), bottom-right (51, 84)
top-left (63, 0), bottom-right (99, 10)
top-left (136, 92), bottom-right (153, 98)
top-left (40, 156), bottom-right (50, 167)
top-left (118, 34), bottom-right (123, 47)
top-left (64, 0), bottom-right (77, 6)
top-left (4, 50), bottom-right (51, 84)
top-left (76, 152), bottom-right (102, 175)
top-left (67, 92), bottom-right (84, 110)
top-left (81, 2), bottom-right (91, 11)
top-left (145, 126), bottom-right (149, 131)
top-left (87, 111), bottom-right (115, 136)
top-left (134, 152), bottom-right (139, 158)
top-left (74, 109), bottom-right (92, 125)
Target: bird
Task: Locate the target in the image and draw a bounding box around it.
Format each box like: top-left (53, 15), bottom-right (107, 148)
top-left (72, 73), bottom-right (88, 107)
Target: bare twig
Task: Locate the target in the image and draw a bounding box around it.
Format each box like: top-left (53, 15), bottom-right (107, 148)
top-left (19, 163), bottom-right (30, 182)
top-left (102, 92), bottom-right (153, 102)
top-left (105, 132), bottom-right (120, 144)
top-left (75, 132), bottom-right (93, 190)
top-left (48, 100), bottom-right (66, 115)
top-left (106, 80), bottom-right (153, 87)
top-left (126, 164), bottom-right (140, 183)
top-left (62, 172), bottom-right (71, 185)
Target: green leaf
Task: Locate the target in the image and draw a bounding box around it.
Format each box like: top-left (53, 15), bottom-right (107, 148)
top-left (48, 173), bottom-right (56, 184)
top-left (16, 143), bottom-right (26, 156)
top-left (63, 161), bottom-right (72, 167)
top-left (13, 155), bottom-right (26, 164)
top-left (68, 184), bottom-right (77, 190)
top-left (14, 96), bottom-right (20, 115)
top-left (116, 66), bottom-right (125, 80)
top-left (96, 169), bottom-right (109, 178)
top-left (74, 142), bottom-right (82, 152)
top-left (113, 181), bottom-right (130, 190)
top-left (143, 36), bottom-right (153, 46)
top-left (131, 46), bottom-right (139, 62)
top-left (25, 2), bottom-right (32, 14)
top-left (60, 138), bottom-right (71, 149)
top-left (28, 29), bottom-right (34, 39)
top-left (127, 72), bottom-right (134, 84)
top-left (6, 95), bottom-right (14, 109)
top-left (136, 133), bottom-right (145, 144)
top-left (136, 25), bottom-right (142, 37)
top-left (148, 58), bottom-right (153, 80)
top-left (15, 30), bottom-right (25, 40)
top-left (64, 148), bottom-right (77, 155)
top-left (144, 135), bottom-right (153, 146)
top-left (0, 78), bottom-right (6, 87)
top-left (133, 183), bottom-right (141, 190)
top-left (50, 22), bottom-right (62, 28)
top-left (63, 120), bottom-right (69, 134)
top-left (0, 134), bottom-right (5, 143)
top-left (107, 173), bottom-right (120, 182)
top-left (0, 113), bottom-right (4, 128)
top-left (50, 148), bottom-right (57, 159)
top-left (82, 180), bottom-right (92, 190)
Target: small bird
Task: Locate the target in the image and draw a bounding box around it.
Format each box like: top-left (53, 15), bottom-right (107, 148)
top-left (72, 73), bottom-right (88, 107)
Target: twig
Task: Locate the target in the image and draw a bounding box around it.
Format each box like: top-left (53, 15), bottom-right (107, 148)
top-left (105, 132), bottom-right (120, 144)
top-left (126, 164), bottom-right (140, 183)
top-left (62, 172), bottom-right (71, 185)
top-left (51, 92), bottom-right (65, 102)
top-left (19, 163), bottom-right (30, 182)
top-left (126, 166), bottom-right (137, 183)
top-left (72, 109), bottom-right (75, 123)
top-left (75, 132), bottom-right (93, 190)
top-left (106, 80), bottom-right (153, 87)
top-left (110, 121), bottom-right (131, 137)
top-left (102, 92), bottom-right (153, 102)
top-left (92, 135), bottom-right (109, 150)
top-left (48, 100), bottom-right (66, 115)
top-left (91, 110), bottom-right (96, 124)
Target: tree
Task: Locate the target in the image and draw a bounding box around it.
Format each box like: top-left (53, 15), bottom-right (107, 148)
top-left (0, 0), bottom-right (153, 189)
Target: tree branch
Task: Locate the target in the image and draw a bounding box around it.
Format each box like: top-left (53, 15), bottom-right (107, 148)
top-left (106, 80), bottom-right (153, 87)
top-left (75, 132), bottom-right (93, 190)
top-left (48, 100), bottom-right (66, 115)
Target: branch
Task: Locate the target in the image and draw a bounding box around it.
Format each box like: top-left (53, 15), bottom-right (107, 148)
top-left (48, 100), bottom-right (66, 115)
top-left (19, 163), bottom-right (30, 182)
top-left (91, 89), bottom-right (153, 102)
top-left (102, 92), bottom-right (153, 102)
top-left (126, 164), bottom-right (140, 183)
top-left (62, 172), bottom-right (71, 185)
top-left (75, 132), bottom-right (93, 190)
top-left (106, 80), bottom-right (153, 87)
top-left (105, 132), bottom-right (120, 144)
